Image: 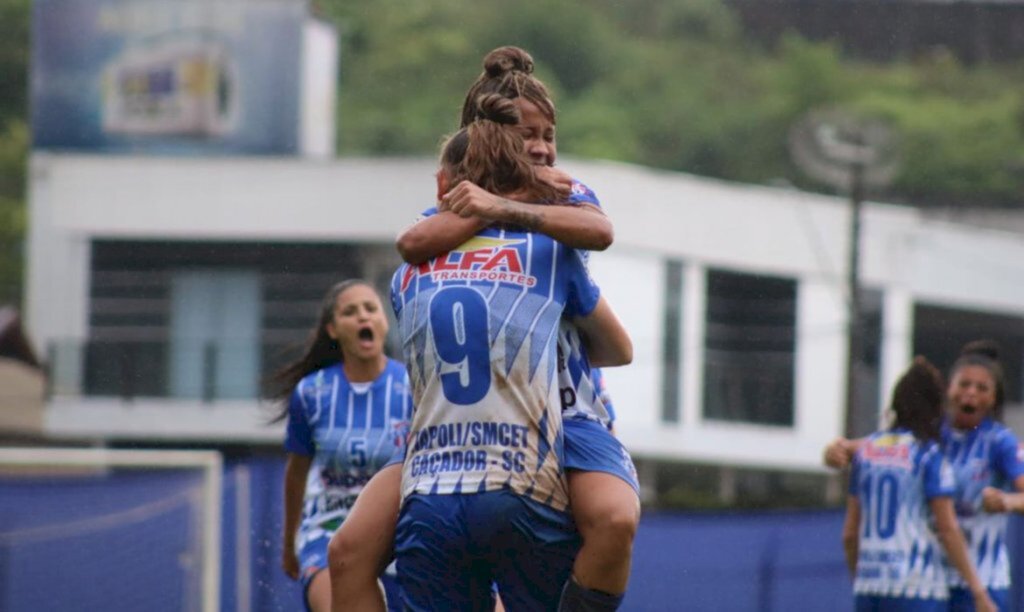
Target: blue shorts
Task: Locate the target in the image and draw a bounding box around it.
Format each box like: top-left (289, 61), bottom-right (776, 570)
top-left (949, 586), bottom-right (1009, 611)
top-left (395, 491), bottom-right (580, 612)
top-left (299, 534), bottom-right (401, 612)
top-left (854, 595), bottom-right (946, 611)
top-left (563, 417), bottom-right (639, 494)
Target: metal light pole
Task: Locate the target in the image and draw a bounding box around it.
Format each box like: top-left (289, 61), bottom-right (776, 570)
top-left (789, 110), bottom-right (898, 439)
top-left (843, 161), bottom-right (865, 438)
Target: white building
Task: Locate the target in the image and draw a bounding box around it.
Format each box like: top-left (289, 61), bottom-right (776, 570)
top-left (23, 153), bottom-right (1024, 480)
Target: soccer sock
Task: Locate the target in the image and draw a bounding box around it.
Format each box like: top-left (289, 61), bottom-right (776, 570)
top-left (557, 576), bottom-right (624, 612)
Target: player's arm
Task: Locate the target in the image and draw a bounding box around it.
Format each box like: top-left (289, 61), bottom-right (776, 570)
top-left (840, 496), bottom-right (860, 578)
top-left (981, 434), bottom-right (1024, 513)
top-left (282, 452), bottom-right (313, 580)
top-left (574, 296), bottom-right (632, 368)
top-left (442, 181), bottom-right (613, 251)
top-left (396, 212), bottom-right (488, 265)
top-left (982, 474), bottom-right (1024, 513)
top-left (823, 437), bottom-right (866, 470)
top-left (932, 496), bottom-right (996, 611)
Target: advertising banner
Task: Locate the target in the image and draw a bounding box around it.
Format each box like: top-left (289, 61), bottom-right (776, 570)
top-left (31, 0), bottom-right (306, 154)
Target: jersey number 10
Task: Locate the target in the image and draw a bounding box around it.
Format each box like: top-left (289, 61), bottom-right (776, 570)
top-left (861, 472), bottom-right (899, 540)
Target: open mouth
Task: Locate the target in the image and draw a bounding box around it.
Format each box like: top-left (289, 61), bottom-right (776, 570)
top-left (961, 404), bottom-right (977, 415)
top-left (358, 328), bottom-right (374, 342)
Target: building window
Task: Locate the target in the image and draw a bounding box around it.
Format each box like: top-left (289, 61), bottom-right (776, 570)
top-left (661, 260), bottom-right (684, 423)
top-left (702, 268), bottom-right (796, 426)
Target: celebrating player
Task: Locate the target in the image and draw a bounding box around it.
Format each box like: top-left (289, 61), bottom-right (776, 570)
top-left (828, 340), bottom-right (1021, 611)
top-left (842, 357), bottom-right (995, 611)
top-left (272, 280), bottom-right (411, 612)
top-left (328, 46), bottom-right (638, 612)
top-left (389, 92), bottom-right (628, 611)
top-left (400, 46), bottom-right (641, 610)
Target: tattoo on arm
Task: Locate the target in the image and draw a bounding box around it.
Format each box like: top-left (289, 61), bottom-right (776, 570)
top-left (500, 198), bottom-right (544, 230)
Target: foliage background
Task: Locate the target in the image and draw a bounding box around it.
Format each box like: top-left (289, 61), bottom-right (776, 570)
top-left (2, 0), bottom-right (1022, 302)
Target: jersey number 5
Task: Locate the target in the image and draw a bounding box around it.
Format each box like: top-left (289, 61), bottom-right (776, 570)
top-left (429, 287), bottom-right (491, 405)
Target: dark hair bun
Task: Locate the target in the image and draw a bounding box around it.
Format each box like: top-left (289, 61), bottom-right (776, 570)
top-left (961, 339), bottom-right (1000, 362)
top-left (474, 93), bottom-right (520, 125)
top-left (483, 46), bottom-right (534, 78)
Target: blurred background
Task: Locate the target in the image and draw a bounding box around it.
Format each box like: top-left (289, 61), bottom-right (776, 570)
top-left (1, 0), bottom-right (1023, 609)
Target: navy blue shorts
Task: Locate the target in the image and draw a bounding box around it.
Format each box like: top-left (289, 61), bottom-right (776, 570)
top-left (854, 594), bottom-right (946, 611)
top-left (395, 491), bottom-right (580, 612)
top-left (949, 586), bottom-right (1009, 611)
top-left (563, 418), bottom-right (639, 494)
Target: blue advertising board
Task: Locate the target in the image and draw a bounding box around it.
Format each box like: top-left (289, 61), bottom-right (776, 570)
top-left (31, 0), bottom-right (306, 154)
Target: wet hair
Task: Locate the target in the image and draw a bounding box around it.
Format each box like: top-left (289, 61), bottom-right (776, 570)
top-left (890, 356), bottom-right (945, 442)
top-left (950, 339), bottom-right (1006, 420)
top-left (268, 279), bottom-right (374, 420)
top-left (459, 46), bottom-right (556, 129)
top-left (441, 93), bottom-right (562, 203)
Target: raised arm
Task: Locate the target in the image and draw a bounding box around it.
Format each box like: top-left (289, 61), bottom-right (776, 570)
top-left (442, 181), bottom-right (613, 251)
top-left (396, 212), bottom-right (488, 265)
top-left (574, 296), bottom-right (632, 368)
top-left (823, 437), bottom-right (866, 470)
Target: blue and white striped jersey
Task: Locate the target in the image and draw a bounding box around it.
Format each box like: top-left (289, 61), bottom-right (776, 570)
top-left (849, 428), bottom-right (956, 600)
top-left (942, 418), bottom-right (1024, 591)
top-left (557, 321), bottom-right (613, 428)
top-left (284, 359), bottom-right (412, 548)
top-left (391, 225), bottom-right (601, 512)
top-left (592, 368), bottom-right (616, 424)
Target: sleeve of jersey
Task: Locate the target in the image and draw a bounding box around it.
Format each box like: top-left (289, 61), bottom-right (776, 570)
top-left (993, 429), bottom-right (1024, 483)
top-left (414, 206), bottom-right (439, 220)
top-left (592, 368), bottom-right (616, 422)
top-left (390, 269), bottom-right (404, 318)
top-left (567, 179), bottom-right (601, 208)
top-left (563, 248), bottom-right (601, 318)
top-left (283, 386), bottom-right (315, 456)
top-left (924, 448), bottom-right (957, 499)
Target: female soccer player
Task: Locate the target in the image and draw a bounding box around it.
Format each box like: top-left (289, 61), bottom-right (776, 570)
top-left (391, 92), bottom-right (628, 611)
top-left (402, 46), bottom-right (641, 610)
top-left (843, 357), bottom-right (995, 611)
top-left (827, 340), bottom-right (1022, 611)
top-left (273, 280), bottom-right (411, 612)
top-left (329, 47), bottom-right (638, 612)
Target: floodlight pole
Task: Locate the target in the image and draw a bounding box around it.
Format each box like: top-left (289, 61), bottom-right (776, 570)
top-left (843, 161), bottom-right (865, 439)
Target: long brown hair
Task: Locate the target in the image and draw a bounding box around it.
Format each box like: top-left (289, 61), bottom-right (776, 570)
top-left (441, 93), bottom-right (563, 204)
top-left (268, 279), bottom-right (373, 421)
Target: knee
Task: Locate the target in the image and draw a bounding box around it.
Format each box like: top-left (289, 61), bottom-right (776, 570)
top-left (327, 531), bottom-right (356, 576)
top-left (579, 499), bottom-right (640, 545)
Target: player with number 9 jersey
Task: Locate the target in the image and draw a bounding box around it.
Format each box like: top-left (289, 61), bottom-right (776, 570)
top-left (391, 228), bottom-right (600, 510)
top-left (390, 226), bottom-right (601, 611)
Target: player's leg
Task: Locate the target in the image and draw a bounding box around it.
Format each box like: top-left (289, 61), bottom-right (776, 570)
top-left (561, 418), bottom-right (641, 611)
top-left (327, 463), bottom-right (401, 612)
top-left (305, 569), bottom-right (332, 612)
